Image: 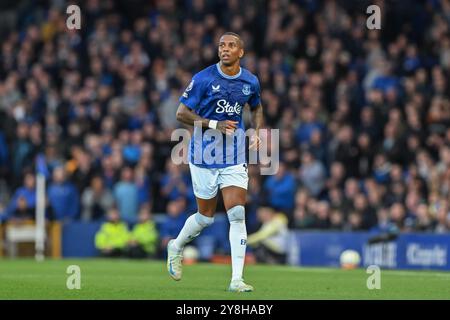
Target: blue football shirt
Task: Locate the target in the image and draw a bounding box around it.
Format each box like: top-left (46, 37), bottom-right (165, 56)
top-left (179, 63), bottom-right (261, 168)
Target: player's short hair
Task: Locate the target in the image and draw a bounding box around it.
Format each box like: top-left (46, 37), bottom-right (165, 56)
top-left (220, 32), bottom-right (244, 48)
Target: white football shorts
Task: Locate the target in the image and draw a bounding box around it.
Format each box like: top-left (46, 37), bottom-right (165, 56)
top-left (188, 162), bottom-right (249, 199)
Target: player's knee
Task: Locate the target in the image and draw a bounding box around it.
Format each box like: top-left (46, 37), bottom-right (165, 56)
top-left (227, 205), bottom-right (245, 222)
top-left (198, 208), bottom-right (216, 216)
top-left (195, 212), bottom-right (215, 228)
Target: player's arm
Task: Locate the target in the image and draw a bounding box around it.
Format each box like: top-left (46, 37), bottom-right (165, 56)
top-left (249, 103), bottom-right (264, 150)
top-left (176, 103), bottom-right (237, 135)
top-left (251, 103), bottom-right (263, 132)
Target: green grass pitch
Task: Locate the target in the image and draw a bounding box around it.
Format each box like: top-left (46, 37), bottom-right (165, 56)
top-left (0, 259), bottom-right (449, 299)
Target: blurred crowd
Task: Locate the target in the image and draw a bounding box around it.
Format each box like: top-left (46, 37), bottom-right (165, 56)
top-left (0, 0), bottom-right (449, 237)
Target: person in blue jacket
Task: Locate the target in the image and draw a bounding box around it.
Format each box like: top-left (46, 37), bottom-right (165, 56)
top-left (47, 166), bottom-right (79, 221)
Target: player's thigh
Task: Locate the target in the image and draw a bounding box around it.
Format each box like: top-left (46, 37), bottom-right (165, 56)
top-left (218, 163), bottom-right (249, 211)
top-left (221, 186), bottom-right (247, 211)
top-left (195, 196), bottom-right (218, 217)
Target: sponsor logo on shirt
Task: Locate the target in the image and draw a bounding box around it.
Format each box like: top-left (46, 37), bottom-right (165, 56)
top-left (215, 99), bottom-right (242, 115)
top-left (212, 84), bottom-right (220, 93)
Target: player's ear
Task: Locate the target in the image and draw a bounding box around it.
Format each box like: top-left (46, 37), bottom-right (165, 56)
top-left (239, 48), bottom-right (244, 59)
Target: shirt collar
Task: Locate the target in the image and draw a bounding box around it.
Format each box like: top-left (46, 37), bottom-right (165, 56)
top-left (216, 63), bottom-right (242, 79)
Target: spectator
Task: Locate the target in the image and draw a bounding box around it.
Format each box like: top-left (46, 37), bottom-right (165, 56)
top-left (326, 162), bottom-right (346, 190)
top-left (328, 187), bottom-right (345, 212)
top-left (158, 88), bottom-right (181, 130)
top-left (247, 207), bottom-right (288, 264)
top-left (296, 107), bottom-right (325, 145)
top-left (262, 161), bottom-right (296, 217)
top-left (299, 150), bottom-right (326, 197)
top-left (113, 166), bottom-right (139, 224)
top-left (2, 172), bottom-right (36, 221)
top-left (329, 125), bottom-right (358, 177)
top-left (311, 201), bottom-right (331, 229)
top-left (279, 128), bottom-right (299, 169)
top-left (382, 122), bottom-right (404, 164)
top-left (292, 188), bottom-right (314, 229)
top-left (308, 129), bottom-right (327, 165)
top-left (95, 208), bottom-right (130, 257)
top-left (344, 211), bottom-right (364, 231)
top-left (355, 132), bottom-right (375, 178)
top-left (373, 153), bottom-right (391, 184)
top-left (293, 206), bottom-right (315, 229)
top-left (353, 193), bottom-right (377, 230)
top-left (127, 206), bottom-right (159, 258)
top-left (343, 178), bottom-right (360, 211)
top-left (47, 166), bottom-right (79, 221)
top-left (100, 155), bottom-right (117, 190)
top-left (434, 200), bottom-right (450, 233)
top-left (122, 130), bottom-right (142, 165)
top-left (12, 122), bottom-right (34, 185)
top-left (410, 203), bottom-right (434, 232)
top-left (8, 196), bottom-right (35, 222)
top-left (81, 176), bottom-right (114, 221)
top-left (329, 209), bottom-right (345, 230)
top-left (389, 202), bottom-right (407, 232)
top-left (159, 198), bottom-right (188, 251)
top-left (358, 107), bottom-right (381, 142)
top-left (68, 148), bottom-right (95, 193)
top-left (160, 160), bottom-right (191, 205)
top-left (134, 165), bottom-right (151, 208)
top-left (371, 207), bottom-right (398, 234)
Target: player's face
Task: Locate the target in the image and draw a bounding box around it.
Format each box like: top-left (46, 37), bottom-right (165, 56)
top-left (218, 35), bottom-right (243, 66)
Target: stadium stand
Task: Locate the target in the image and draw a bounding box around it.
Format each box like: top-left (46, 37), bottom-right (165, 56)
top-left (0, 0), bottom-right (449, 259)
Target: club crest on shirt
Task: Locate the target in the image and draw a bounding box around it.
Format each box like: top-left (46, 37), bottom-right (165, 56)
top-left (242, 84), bottom-right (251, 95)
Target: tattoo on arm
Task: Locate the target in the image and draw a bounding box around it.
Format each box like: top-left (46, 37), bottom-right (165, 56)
top-left (176, 103), bottom-right (209, 128)
top-left (251, 103), bottom-right (264, 132)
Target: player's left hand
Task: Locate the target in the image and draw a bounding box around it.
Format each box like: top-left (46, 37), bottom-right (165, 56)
top-left (249, 133), bottom-right (261, 151)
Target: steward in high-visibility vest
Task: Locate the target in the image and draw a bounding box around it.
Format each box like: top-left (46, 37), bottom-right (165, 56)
top-left (95, 208), bottom-right (130, 257)
top-left (127, 208), bottom-right (159, 258)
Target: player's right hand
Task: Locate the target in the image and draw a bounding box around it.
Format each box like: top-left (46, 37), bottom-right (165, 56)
top-left (217, 120), bottom-right (238, 135)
